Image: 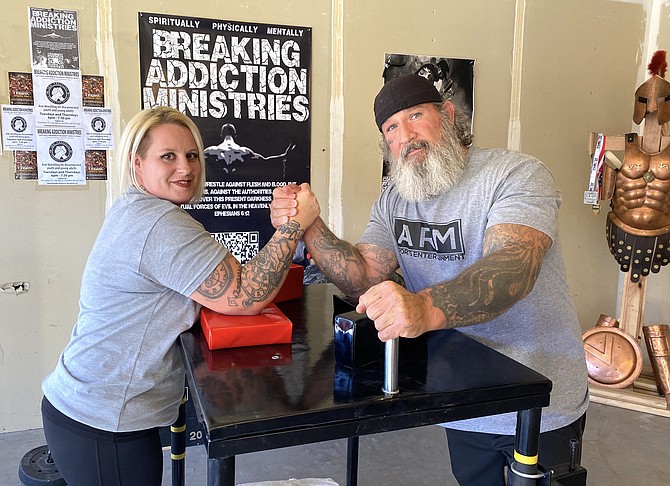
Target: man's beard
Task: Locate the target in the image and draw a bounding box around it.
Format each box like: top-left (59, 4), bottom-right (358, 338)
top-left (386, 123), bottom-right (467, 202)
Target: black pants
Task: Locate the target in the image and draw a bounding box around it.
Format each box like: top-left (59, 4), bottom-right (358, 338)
top-left (445, 413), bottom-right (586, 485)
top-left (41, 397), bottom-right (163, 486)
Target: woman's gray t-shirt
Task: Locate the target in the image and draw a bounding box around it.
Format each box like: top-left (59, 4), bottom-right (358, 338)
top-left (42, 188), bottom-right (228, 432)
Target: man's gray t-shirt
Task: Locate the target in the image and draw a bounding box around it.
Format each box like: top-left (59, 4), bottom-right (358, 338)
top-left (360, 147), bottom-right (589, 435)
top-left (42, 188), bottom-right (228, 432)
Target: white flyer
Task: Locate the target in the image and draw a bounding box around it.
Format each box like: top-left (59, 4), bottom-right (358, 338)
top-left (35, 126), bottom-right (85, 185)
top-left (1, 105), bottom-right (36, 151)
top-left (83, 107), bottom-right (114, 150)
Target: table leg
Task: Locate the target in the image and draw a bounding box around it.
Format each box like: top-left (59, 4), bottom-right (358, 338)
top-left (207, 456), bottom-right (235, 486)
top-left (171, 393), bottom-right (187, 486)
top-left (508, 407), bottom-right (545, 486)
top-left (346, 436), bottom-right (359, 486)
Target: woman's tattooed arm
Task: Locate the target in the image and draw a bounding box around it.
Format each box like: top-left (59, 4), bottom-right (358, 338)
top-left (193, 220), bottom-right (304, 311)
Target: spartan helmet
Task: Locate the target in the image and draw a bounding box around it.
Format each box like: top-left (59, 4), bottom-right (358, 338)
top-left (633, 50), bottom-right (670, 125)
top-left (633, 75), bottom-right (670, 125)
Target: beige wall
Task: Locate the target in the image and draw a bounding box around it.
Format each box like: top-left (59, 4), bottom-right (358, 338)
top-left (1, 0), bottom-right (668, 432)
top-left (520, 0), bottom-right (642, 325)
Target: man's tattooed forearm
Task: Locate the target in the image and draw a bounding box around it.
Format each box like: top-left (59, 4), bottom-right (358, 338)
top-left (311, 223), bottom-right (394, 294)
top-left (428, 227), bottom-right (549, 328)
top-left (357, 244), bottom-right (397, 281)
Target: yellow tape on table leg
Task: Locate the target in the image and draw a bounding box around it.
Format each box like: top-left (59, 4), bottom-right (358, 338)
top-left (513, 450), bottom-right (538, 465)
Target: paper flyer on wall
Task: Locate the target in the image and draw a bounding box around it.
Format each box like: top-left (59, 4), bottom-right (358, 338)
top-left (29, 7), bottom-right (83, 127)
top-left (1, 105), bottom-right (36, 151)
top-left (9, 72), bottom-right (38, 180)
top-left (83, 107), bottom-right (114, 150)
top-left (84, 150), bottom-right (108, 180)
top-left (82, 75), bottom-right (105, 107)
top-left (31, 71), bottom-right (83, 128)
top-left (380, 54), bottom-right (475, 189)
top-left (139, 12), bottom-right (312, 263)
top-left (8, 72), bottom-right (34, 106)
top-left (34, 127), bottom-right (85, 184)
top-left (29, 6), bottom-right (85, 184)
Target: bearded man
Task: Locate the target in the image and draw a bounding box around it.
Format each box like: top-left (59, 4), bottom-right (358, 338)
top-left (271, 74), bottom-right (588, 485)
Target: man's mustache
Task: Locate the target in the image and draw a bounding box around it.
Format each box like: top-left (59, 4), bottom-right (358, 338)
top-left (401, 140), bottom-right (430, 158)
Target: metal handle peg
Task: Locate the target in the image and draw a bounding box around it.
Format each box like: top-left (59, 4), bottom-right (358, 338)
top-left (382, 338), bottom-right (399, 395)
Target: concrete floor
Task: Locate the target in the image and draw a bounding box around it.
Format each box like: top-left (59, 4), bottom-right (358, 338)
top-left (2, 402), bottom-right (667, 485)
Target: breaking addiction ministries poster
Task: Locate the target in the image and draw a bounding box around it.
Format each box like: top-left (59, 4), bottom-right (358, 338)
top-left (139, 12), bottom-right (311, 262)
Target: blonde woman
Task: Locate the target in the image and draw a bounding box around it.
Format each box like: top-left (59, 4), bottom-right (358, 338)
top-left (41, 106), bottom-right (319, 485)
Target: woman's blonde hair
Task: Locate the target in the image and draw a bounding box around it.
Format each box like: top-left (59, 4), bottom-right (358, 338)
top-left (116, 106), bottom-right (206, 202)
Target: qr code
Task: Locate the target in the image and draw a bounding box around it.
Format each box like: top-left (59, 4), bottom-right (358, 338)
top-left (48, 52), bottom-right (64, 69)
top-left (211, 231), bottom-right (259, 264)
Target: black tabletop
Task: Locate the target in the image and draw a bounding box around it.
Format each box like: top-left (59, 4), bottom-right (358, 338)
top-left (179, 283), bottom-right (552, 458)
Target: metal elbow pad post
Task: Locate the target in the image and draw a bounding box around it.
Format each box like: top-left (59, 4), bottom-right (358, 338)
top-left (382, 338), bottom-right (400, 395)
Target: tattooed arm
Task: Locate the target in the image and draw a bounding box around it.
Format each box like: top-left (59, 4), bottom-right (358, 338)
top-left (269, 185), bottom-right (399, 297)
top-left (356, 224), bottom-right (552, 341)
top-left (302, 217), bottom-right (399, 297)
top-left (190, 183), bottom-right (320, 314)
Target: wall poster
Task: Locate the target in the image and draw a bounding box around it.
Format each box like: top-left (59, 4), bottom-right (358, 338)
top-left (139, 12), bottom-right (312, 263)
top-left (380, 54), bottom-right (475, 189)
top-left (29, 6), bottom-right (86, 185)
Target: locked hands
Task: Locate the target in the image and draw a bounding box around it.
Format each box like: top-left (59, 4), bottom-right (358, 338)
top-left (271, 183), bottom-right (320, 231)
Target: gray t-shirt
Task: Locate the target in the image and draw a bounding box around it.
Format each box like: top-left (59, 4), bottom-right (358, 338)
top-left (42, 188), bottom-right (228, 432)
top-left (360, 147), bottom-right (589, 435)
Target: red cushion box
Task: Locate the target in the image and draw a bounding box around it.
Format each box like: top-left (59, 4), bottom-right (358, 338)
top-left (198, 263), bottom-right (303, 351)
top-left (272, 263), bottom-right (304, 303)
top-left (200, 303), bottom-right (293, 350)
top-left (196, 330), bottom-right (292, 369)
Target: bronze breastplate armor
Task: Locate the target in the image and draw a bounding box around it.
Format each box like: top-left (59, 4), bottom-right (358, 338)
top-left (607, 133), bottom-right (670, 281)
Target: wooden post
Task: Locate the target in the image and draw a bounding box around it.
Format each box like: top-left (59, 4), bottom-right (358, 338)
top-left (618, 275), bottom-right (647, 340)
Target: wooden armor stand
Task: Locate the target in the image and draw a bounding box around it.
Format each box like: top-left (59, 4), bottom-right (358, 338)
top-left (587, 115), bottom-right (670, 417)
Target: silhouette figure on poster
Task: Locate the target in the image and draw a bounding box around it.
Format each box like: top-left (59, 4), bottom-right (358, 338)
top-left (204, 123), bottom-right (295, 174)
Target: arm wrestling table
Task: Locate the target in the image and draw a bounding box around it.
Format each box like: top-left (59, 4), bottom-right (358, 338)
top-left (177, 283), bottom-right (552, 486)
